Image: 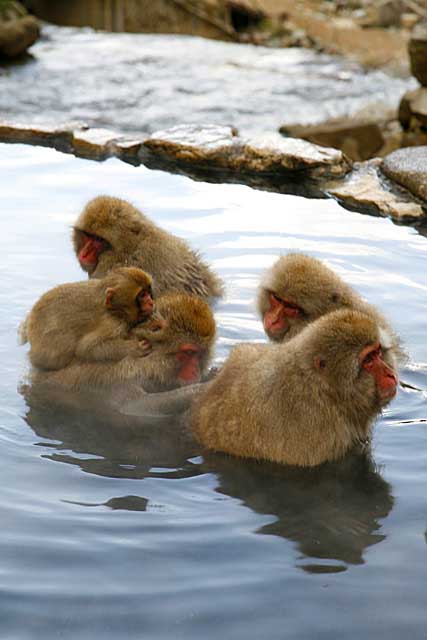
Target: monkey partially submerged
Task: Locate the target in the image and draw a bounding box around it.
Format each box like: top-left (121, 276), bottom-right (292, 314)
top-left (257, 253), bottom-right (403, 361)
top-left (21, 267), bottom-right (163, 371)
top-left (72, 195), bottom-right (224, 301)
top-left (28, 292), bottom-right (216, 402)
top-left (191, 309), bottom-right (398, 467)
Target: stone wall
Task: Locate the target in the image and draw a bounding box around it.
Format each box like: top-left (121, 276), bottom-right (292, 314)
top-left (29, 0), bottom-right (249, 40)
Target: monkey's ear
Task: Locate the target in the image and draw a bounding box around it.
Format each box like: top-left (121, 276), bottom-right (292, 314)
top-left (314, 356), bottom-right (326, 370)
top-left (104, 287), bottom-right (117, 309)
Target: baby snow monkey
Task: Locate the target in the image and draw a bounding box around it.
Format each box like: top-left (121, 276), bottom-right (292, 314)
top-left (21, 267), bottom-right (164, 371)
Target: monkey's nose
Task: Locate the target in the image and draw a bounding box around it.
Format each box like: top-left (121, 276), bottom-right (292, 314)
top-left (264, 309), bottom-right (287, 333)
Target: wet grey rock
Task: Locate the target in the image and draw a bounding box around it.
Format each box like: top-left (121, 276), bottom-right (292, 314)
top-left (328, 159), bottom-right (426, 220)
top-left (0, 121), bottom-right (145, 163)
top-left (142, 124), bottom-right (351, 184)
top-left (381, 146), bottom-right (427, 201)
top-left (0, 121), bottom-right (75, 150)
top-left (409, 23), bottom-right (427, 86)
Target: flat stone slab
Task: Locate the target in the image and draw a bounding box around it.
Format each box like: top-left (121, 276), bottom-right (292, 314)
top-left (0, 121), bottom-right (74, 149)
top-left (381, 147), bottom-right (427, 202)
top-left (143, 125), bottom-right (351, 182)
top-left (328, 160), bottom-right (426, 221)
top-left (0, 121), bottom-right (145, 163)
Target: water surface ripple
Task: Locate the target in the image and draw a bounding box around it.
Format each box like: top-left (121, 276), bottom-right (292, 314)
top-left (1, 143), bottom-right (427, 639)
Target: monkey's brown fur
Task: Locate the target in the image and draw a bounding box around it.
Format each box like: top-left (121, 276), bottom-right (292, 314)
top-left (191, 309), bottom-right (398, 467)
top-left (23, 267), bottom-right (159, 371)
top-left (73, 195), bottom-right (224, 300)
top-left (257, 253), bottom-right (404, 360)
top-left (30, 292), bottom-right (216, 394)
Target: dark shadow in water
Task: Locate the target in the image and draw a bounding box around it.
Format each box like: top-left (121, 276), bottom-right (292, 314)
top-left (22, 382), bottom-right (394, 573)
top-left (0, 51), bottom-right (35, 68)
top-left (63, 495), bottom-right (150, 511)
top-left (202, 451), bottom-right (394, 573)
top-left (21, 382), bottom-right (201, 481)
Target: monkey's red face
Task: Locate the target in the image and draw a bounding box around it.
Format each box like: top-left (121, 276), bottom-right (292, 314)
top-left (264, 292), bottom-right (303, 339)
top-left (77, 231), bottom-right (109, 272)
top-left (359, 342), bottom-right (398, 405)
top-left (175, 343), bottom-right (203, 385)
top-left (137, 288), bottom-right (154, 319)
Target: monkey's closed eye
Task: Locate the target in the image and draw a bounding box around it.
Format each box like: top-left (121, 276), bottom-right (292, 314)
top-left (270, 292), bottom-right (304, 316)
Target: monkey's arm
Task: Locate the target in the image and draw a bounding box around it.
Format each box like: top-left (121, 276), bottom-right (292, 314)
top-left (119, 382), bottom-right (208, 417)
top-left (132, 313), bottom-right (167, 344)
top-left (75, 319), bottom-right (148, 363)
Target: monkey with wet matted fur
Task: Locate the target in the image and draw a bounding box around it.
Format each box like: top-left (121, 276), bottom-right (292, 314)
top-left (29, 292), bottom-right (216, 400)
top-left (72, 195), bottom-right (224, 301)
top-left (191, 309), bottom-right (398, 467)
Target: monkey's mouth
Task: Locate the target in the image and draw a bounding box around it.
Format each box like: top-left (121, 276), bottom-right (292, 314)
top-left (378, 385), bottom-right (397, 405)
top-left (265, 322), bottom-right (290, 341)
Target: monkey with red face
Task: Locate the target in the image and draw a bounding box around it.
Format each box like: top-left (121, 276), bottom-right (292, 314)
top-left (29, 292), bottom-right (216, 403)
top-left (191, 309), bottom-right (398, 467)
top-left (257, 253), bottom-right (403, 362)
top-left (73, 195), bottom-right (224, 301)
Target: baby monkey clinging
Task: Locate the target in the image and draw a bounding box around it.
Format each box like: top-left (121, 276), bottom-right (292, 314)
top-left (21, 267), bottom-right (163, 371)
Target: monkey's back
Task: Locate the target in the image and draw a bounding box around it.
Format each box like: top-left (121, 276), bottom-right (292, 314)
top-left (191, 342), bottom-right (355, 467)
top-left (26, 280), bottom-right (105, 371)
top-left (116, 231), bottom-right (223, 300)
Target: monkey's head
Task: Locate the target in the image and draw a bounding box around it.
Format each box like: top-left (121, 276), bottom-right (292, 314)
top-left (300, 309), bottom-right (398, 412)
top-left (103, 267), bottom-right (155, 325)
top-left (73, 196), bottom-right (146, 278)
top-left (258, 254), bottom-right (356, 343)
top-left (140, 293), bottom-right (216, 391)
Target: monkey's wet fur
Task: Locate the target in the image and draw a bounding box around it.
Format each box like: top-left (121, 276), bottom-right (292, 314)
top-left (192, 309), bottom-right (398, 467)
top-left (73, 195), bottom-right (223, 300)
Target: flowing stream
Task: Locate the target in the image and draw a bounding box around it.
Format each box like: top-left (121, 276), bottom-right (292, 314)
top-left (0, 24), bottom-right (415, 134)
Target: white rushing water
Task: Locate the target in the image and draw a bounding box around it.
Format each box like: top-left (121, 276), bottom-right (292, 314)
top-left (0, 24), bottom-right (415, 135)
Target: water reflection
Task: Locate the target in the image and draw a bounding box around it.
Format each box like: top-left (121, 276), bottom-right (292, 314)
top-left (22, 383), bottom-right (199, 481)
top-left (204, 452), bottom-right (394, 573)
top-left (22, 379), bottom-right (394, 574)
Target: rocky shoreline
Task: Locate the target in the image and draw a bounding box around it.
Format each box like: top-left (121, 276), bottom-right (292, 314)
top-left (1, 120), bottom-right (426, 224)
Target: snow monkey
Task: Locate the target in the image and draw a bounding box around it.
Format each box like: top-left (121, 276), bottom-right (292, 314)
top-left (29, 292), bottom-right (217, 403)
top-left (257, 253), bottom-right (403, 361)
top-left (21, 267), bottom-right (163, 371)
top-left (191, 309), bottom-right (399, 467)
top-left (72, 195), bottom-right (224, 301)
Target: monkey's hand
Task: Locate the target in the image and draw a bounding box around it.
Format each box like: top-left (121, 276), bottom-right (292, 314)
top-left (132, 324), bottom-right (167, 344)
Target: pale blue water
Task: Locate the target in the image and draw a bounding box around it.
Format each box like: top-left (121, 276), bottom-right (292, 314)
top-left (1, 142), bottom-right (427, 639)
